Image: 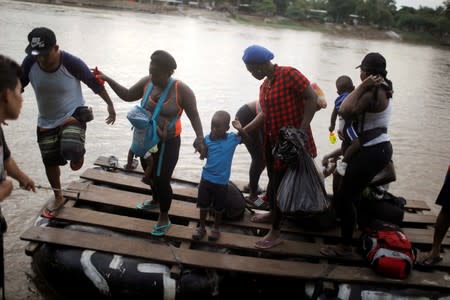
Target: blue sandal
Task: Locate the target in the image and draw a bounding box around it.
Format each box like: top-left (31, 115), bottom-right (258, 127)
top-left (151, 221), bottom-right (172, 236)
top-left (136, 200), bottom-right (160, 210)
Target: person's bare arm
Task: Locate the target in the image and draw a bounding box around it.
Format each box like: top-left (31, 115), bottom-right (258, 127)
top-left (242, 111), bottom-right (264, 134)
top-left (232, 119), bottom-right (250, 144)
top-left (329, 107), bottom-right (338, 132)
top-left (4, 157), bottom-right (35, 192)
top-left (300, 85), bottom-right (318, 129)
top-left (98, 71), bottom-right (149, 102)
top-left (322, 148), bottom-right (343, 166)
top-left (178, 82), bottom-right (206, 159)
top-left (97, 90), bottom-right (116, 124)
top-left (339, 75), bottom-right (384, 119)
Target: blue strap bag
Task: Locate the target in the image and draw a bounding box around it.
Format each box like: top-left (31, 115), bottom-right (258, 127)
top-left (127, 79), bottom-right (175, 157)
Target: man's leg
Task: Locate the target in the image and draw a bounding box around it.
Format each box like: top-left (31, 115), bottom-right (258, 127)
top-left (44, 164), bottom-right (64, 209)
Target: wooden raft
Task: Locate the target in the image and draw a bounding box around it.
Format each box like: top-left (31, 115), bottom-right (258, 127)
top-left (20, 157), bottom-right (450, 292)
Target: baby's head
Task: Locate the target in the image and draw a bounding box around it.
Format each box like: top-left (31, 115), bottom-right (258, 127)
top-left (336, 75), bottom-right (354, 95)
top-left (210, 110), bottom-right (230, 140)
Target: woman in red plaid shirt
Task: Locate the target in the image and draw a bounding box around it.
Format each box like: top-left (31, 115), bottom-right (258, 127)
top-left (242, 45), bottom-right (319, 249)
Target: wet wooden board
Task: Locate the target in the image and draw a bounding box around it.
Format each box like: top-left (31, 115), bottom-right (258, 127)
top-left (94, 155), bottom-right (247, 192)
top-left (20, 226), bottom-right (450, 290)
top-left (64, 182), bottom-right (450, 246)
top-left (94, 156), bottom-right (429, 211)
top-left (80, 168), bottom-right (197, 200)
top-left (24, 199), bottom-right (77, 256)
top-left (78, 168), bottom-right (437, 226)
top-left (52, 206), bottom-right (450, 269)
top-left (52, 206), bottom-right (362, 262)
top-left (20, 226), bottom-right (326, 279)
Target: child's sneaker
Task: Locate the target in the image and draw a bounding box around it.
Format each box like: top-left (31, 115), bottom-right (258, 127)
top-left (336, 159), bottom-right (347, 176)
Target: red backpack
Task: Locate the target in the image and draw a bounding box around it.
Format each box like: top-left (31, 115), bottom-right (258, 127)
top-left (361, 223), bottom-right (416, 279)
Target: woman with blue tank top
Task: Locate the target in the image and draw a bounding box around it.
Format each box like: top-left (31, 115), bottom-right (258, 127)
top-left (98, 50), bottom-right (207, 236)
top-left (321, 53), bottom-right (394, 257)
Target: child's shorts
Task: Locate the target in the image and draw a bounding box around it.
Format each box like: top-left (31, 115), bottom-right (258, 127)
top-left (37, 120), bottom-right (86, 166)
top-left (436, 166), bottom-right (450, 211)
top-left (197, 178), bottom-right (228, 212)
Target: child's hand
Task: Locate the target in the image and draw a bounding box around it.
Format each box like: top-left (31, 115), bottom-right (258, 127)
top-left (193, 137), bottom-right (207, 160)
top-left (232, 119), bottom-right (242, 130)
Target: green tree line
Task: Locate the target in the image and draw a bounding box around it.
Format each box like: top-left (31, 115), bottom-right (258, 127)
top-left (234, 0), bottom-right (450, 42)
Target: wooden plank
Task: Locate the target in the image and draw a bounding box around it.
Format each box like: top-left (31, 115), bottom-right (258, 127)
top-left (94, 156), bottom-right (429, 211)
top-left (171, 221), bottom-right (195, 279)
top-left (83, 166), bottom-right (431, 214)
top-left (20, 226), bottom-right (450, 291)
top-left (80, 168), bottom-right (197, 200)
top-left (52, 206), bottom-right (450, 269)
top-left (63, 182), bottom-right (448, 246)
top-left (25, 199), bottom-right (77, 256)
top-left (52, 206), bottom-right (361, 262)
top-left (94, 155), bottom-right (247, 191)
top-left (74, 170), bottom-right (438, 226)
top-left (20, 226), bottom-right (327, 279)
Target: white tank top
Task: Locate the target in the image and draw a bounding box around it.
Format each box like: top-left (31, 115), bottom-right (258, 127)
top-left (360, 99), bottom-right (392, 147)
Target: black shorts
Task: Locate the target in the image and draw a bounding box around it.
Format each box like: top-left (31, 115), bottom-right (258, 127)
top-left (436, 167), bottom-right (450, 211)
top-left (197, 178), bottom-right (228, 212)
top-left (37, 120), bottom-right (86, 166)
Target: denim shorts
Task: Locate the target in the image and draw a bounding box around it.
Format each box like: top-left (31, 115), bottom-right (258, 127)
top-left (37, 120), bottom-right (86, 166)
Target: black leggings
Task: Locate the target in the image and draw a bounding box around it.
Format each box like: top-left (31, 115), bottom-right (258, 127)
top-left (148, 136), bottom-right (180, 213)
top-left (265, 143), bottom-right (285, 230)
top-left (337, 142), bottom-right (393, 245)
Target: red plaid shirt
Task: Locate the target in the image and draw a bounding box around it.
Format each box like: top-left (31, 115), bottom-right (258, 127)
top-left (259, 65), bottom-right (317, 169)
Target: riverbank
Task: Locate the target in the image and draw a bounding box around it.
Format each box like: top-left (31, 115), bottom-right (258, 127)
top-left (15, 0), bottom-right (449, 46)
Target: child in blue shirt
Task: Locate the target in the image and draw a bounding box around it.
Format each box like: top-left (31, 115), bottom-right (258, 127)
top-left (327, 75), bottom-right (359, 176)
top-left (192, 110), bottom-right (248, 242)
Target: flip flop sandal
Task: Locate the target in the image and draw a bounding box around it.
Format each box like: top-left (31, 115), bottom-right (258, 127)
top-left (151, 221), bottom-right (172, 237)
top-left (136, 200), bottom-right (159, 210)
top-left (254, 238), bottom-right (283, 249)
top-left (105, 155), bottom-right (119, 171)
top-left (418, 256), bottom-right (443, 266)
top-left (41, 205), bottom-right (64, 219)
top-left (124, 159), bottom-right (138, 170)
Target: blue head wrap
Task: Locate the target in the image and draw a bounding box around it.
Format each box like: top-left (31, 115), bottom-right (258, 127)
top-left (242, 45), bottom-right (274, 64)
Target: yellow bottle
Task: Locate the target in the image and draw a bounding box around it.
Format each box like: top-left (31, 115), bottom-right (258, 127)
top-left (329, 131), bottom-right (337, 144)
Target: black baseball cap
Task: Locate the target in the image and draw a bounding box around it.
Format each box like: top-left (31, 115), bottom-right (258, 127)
top-left (25, 27), bottom-right (56, 56)
top-left (356, 52), bottom-right (386, 74)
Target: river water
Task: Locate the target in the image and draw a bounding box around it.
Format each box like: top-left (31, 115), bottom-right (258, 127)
top-left (0, 0), bottom-right (449, 298)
